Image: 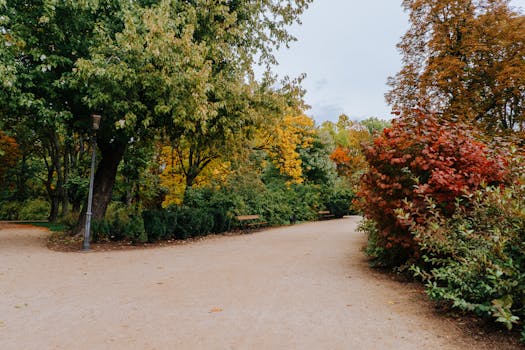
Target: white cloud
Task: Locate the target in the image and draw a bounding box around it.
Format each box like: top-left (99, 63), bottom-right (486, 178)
top-left (271, 0), bottom-right (525, 123)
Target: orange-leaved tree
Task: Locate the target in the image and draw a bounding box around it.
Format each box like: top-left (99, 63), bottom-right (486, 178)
top-left (387, 0), bottom-right (525, 135)
top-left (324, 115), bottom-right (385, 186)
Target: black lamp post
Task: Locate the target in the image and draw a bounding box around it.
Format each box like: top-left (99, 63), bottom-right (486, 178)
top-left (83, 114), bottom-right (101, 251)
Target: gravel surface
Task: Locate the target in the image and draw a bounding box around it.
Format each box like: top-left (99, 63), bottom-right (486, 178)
top-left (0, 218), bottom-right (521, 349)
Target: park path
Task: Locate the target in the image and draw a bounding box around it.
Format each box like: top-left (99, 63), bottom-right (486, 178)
top-left (0, 218), bottom-right (515, 349)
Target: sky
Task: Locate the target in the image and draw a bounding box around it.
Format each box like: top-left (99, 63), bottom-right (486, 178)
top-left (270, 0), bottom-right (525, 124)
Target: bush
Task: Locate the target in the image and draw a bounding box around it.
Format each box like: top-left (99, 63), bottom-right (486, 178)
top-left (92, 219), bottom-right (110, 243)
top-left (172, 207), bottom-right (214, 239)
top-left (142, 209), bottom-right (169, 242)
top-left (19, 199), bottom-right (50, 220)
top-left (59, 211), bottom-right (79, 230)
top-left (325, 188), bottom-right (355, 218)
top-left (208, 207), bottom-right (231, 233)
top-left (0, 199), bottom-right (49, 221)
top-left (358, 110), bottom-right (507, 266)
top-left (144, 168), bottom-right (350, 241)
top-left (143, 206), bottom-right (227, 241)
top-left (255, 186), bottom-right (293, 225)
top-left (409, 184), bottom-right (525, 336)
top-left (108, 206), bottom-right (131, 241)
top-left (0, 201), bottom-right (22, 220)
top-left (125, 216), bottom-right (147, 244)
top-left (91, 203), bottom-right (146, 243)
top-left (287, 184), bottom-right (320, 222)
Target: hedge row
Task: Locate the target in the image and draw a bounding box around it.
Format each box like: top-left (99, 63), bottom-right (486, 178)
top-left (90, 182), bottom-right (356, 244)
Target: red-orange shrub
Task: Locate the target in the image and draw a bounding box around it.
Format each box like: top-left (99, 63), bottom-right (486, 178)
top-left (358, 110), bottom-right (508, 265)
top-left (0, 131), bottom-right (20, 184)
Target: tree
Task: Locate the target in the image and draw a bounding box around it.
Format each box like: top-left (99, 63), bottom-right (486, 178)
top-left (0, 1), bottom-right (98, 220)
top-left (387, 0), bottom-right (525, 135)
top-left (1, 0), bottom-right (312, 233)
top-left (360, 117), bottom-right (391, 135)
top-left (256, 114), bottom-right (315, 183)
top-left (0, 131), bottom-right (21, 187)
top-left (299, 130), bottom-right (337, 186)
top-left (322, 115), bottom-right (389, 186)
top-left (158, 142), bottom-right (231, 207)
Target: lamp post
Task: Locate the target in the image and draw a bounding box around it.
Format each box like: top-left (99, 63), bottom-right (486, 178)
top-left (83, 114), bottom-right (101, 251)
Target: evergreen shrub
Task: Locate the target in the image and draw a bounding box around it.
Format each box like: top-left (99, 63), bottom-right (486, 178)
top-left (172, 207), bottom-right (214, 239)
top-left (325, 188), bottom-right (355, 218)
top-left (91, 204), bottom-right (146, 243)
top-left (142, 209), bottom-right (168, 242)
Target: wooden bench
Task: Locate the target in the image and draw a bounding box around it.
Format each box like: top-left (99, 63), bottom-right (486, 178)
top-left (318, 210), bottom-right (335, 220)
top-left (235, 215), bottom-right (267, 230)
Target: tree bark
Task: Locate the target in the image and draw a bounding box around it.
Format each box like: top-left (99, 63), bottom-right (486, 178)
top-left (43, 130), bottom-right (64, 222)
top-left (48, 193), bottom-right (60, 222)
top-left (60, 143), bottom-right (71, 217)
top-left (73, 140), bottom-right (126, 236)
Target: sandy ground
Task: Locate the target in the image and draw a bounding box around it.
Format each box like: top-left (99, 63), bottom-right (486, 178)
top-left (0, 217), bottom-right (521, 350)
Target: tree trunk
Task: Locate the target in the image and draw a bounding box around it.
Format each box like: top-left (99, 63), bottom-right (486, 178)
top-left (15, 155), bottom-right (29, 201)
top-left (60, 143), bottom-right (71, 217)
top-left (43, 149), bottom-right (59, 222)
top-left (44, 130), bottom-right (64, 223)
top-left (72, 201), bottom-right (81, 213)
top-left (73, 141), bottom-right (126, 236)
top-left (48, 194), bottom-right (60, 222)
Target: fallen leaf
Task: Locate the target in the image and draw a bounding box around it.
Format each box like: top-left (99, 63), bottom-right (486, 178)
top-left (346, 304), bottom-right (352, 307)
top-left (210, 307), bottom-right (223, 313)
top-left (388, 301), bottom-right (397, 305)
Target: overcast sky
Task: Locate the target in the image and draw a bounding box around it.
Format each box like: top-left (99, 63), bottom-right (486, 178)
top-left (270, 0), bottom-right (525, 124)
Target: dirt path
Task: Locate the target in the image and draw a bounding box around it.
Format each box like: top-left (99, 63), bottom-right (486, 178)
top-left (0, 218), bottom-right (519, 349)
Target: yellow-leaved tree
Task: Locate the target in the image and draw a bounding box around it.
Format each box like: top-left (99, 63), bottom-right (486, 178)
top-left (158, 141), bottom-right (231, 207)
top-left (257, 114), bottom-right (315, 183)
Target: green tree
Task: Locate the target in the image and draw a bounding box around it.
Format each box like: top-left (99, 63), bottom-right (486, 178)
top-left (299, 130), bottom-right (337, 186)
top-left (1, 0), bottom-right (312, 233)
top-left (72, 0), bottom-right (312, 235)
top-left (0, 1), bottom-right (98, 220)
top-left (360, 117), bottom-right (391, 135)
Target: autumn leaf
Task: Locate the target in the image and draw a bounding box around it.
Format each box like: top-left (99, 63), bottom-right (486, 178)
top-left (387, 0), bottom-right (525, 135)
top-left (256, 114), bottom-right (315, 183)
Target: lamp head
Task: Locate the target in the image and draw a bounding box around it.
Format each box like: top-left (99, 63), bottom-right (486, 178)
top-left (91, 114), bottom-right (102, 130)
